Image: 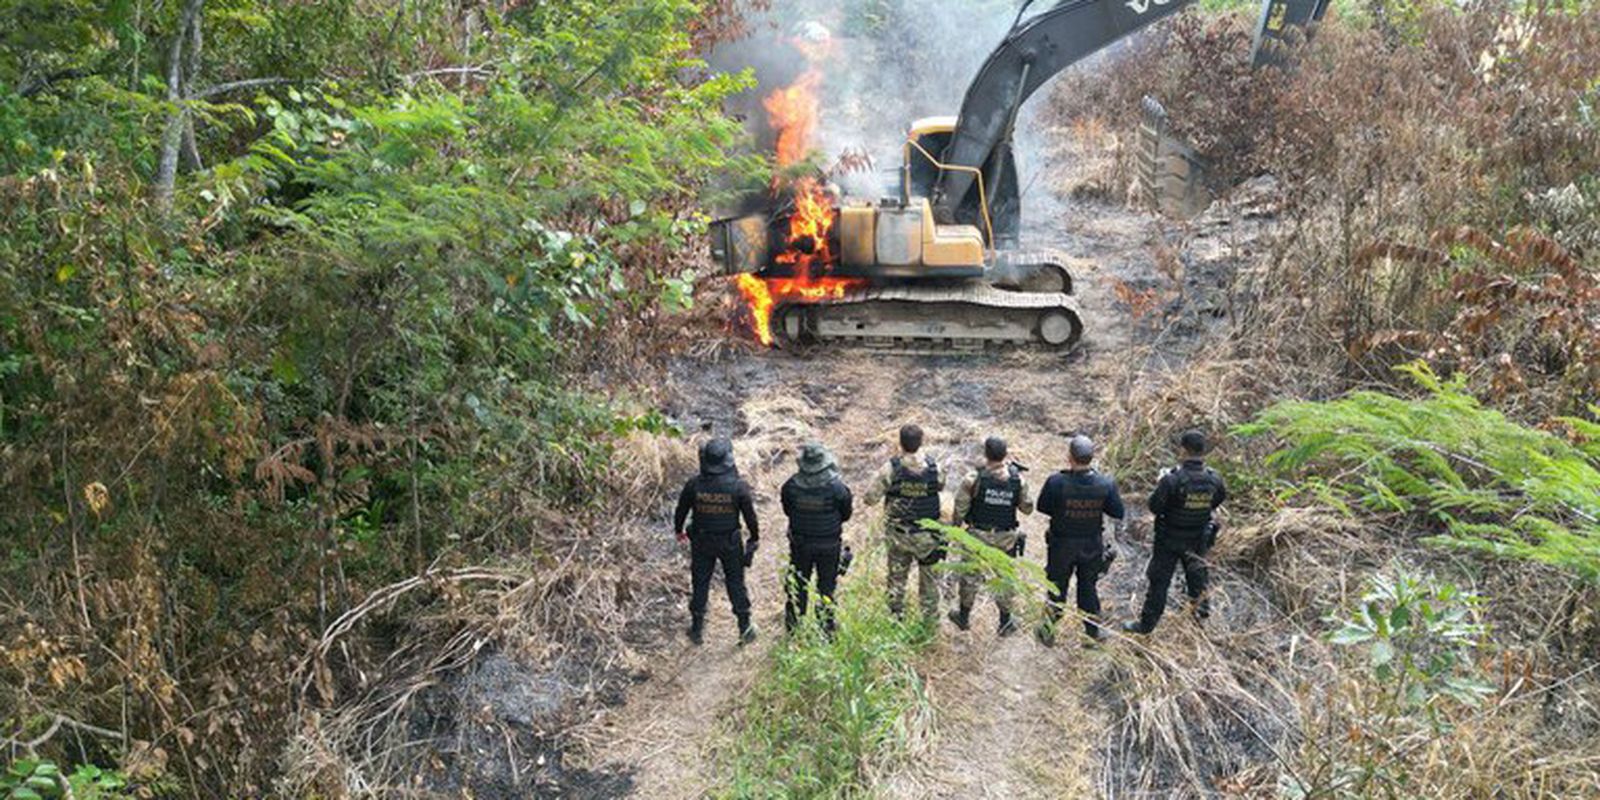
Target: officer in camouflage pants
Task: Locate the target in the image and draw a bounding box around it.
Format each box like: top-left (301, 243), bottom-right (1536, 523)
top-left (864, 425), bottom-right (947, 622)
top-left (950, 436), bottom-right (1034, 636)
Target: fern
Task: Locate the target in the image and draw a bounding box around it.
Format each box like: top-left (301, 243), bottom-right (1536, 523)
top-left (1240, 362), bottom-right (1600, 582)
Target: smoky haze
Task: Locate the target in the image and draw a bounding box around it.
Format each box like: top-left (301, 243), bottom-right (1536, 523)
top-left (709, 0), bottom-right (1054, 203)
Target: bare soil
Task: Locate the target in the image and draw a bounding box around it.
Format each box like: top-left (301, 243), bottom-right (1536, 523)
top-left (576, 174), bottom-right (1283, 797)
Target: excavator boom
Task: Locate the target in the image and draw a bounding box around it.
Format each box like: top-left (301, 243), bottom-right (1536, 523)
top-left (932, 0), bottom-right (1330, 239)
top-left (714, 0), bottom-right (1332, 352)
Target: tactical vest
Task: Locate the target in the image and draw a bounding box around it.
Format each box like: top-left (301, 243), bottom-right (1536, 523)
top-left (1160, 463), bottom-right (1220, 535)
top-left (788, 480), bottom-right (844, 542)
top-left (886, 456), bottom-right (941, 526)
top-left (1049, 471), bottom-right (1110, 540)
top-left (966, 465), bottom-right (1021, 531)
top-left (690, 473), bottom-right (743, 538)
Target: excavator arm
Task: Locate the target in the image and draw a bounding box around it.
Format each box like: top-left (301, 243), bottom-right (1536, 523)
top-left (930, 0), bottom-right (1330, 241)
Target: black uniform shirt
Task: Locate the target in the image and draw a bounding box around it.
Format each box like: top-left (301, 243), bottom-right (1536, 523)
top-left (675, 472), bottom-right (759, 544)
top-left (1039, 469), bottom-right (1125, 561)
top-left (1148, 458), bottom-right (1227, 538)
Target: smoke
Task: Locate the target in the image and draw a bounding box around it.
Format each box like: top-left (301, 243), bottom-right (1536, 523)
top-left (709, 0), bottom-right (1044, 202)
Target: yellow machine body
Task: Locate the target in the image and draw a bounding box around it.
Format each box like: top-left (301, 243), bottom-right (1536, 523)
top-left (837, 197), bottom-right (986, 275)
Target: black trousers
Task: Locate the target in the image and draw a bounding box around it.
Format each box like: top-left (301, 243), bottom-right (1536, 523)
top-left (1046, 553), bottom-right (1105, 637)
top-left (689, 539), bottom-right (750, 621)
top-left (785, 538), bottom-right (841, 631)
top-left (1138, 536), bottom-right (1210, 629)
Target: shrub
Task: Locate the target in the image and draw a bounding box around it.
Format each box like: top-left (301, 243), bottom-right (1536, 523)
top-left (1286, 569), bottom-right (1495, 799)
top-left (718, 541), bottom-right (931, 797)
top-left (1237, 362), bottom-right (1600, 582)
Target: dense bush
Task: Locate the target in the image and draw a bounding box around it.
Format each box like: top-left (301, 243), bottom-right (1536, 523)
top-left (1052, 1), bottom-right (1600, 411)
top-left (0, 0), bottom-right (750, 793)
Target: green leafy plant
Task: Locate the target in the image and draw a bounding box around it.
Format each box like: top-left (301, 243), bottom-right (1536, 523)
top-left (719, 540), bottom-right (930, 798)
top-left (1238, 362), bottom-right (1600, 582)
top-left (0, 760), bottom-right (133, 800)
top-left (1285, 569), bottom-right (1494, 799)
top-left (1326, 570), bottom-right (1493, 714)
top-left (920, 519), bottom-right (1056, 629)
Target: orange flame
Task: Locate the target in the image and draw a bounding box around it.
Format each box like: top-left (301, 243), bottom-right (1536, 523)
top-left (763, 70), bottom-right (821, 169)
top-left (731, 33), bottom-right (865, 347)
top-left (735, 273), bottom-right (867, 346)
top-left (775, 176), bottom-right (836, 273)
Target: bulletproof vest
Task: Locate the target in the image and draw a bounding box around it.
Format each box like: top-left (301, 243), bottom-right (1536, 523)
top-left (788, 480), bottom-right (844, 541)
top-left (691, 473), bottom-right (743, 537)
top-left (886, 456), bottom-right (941, 526)
top-left (966, 465), bottom-right (1021, 531)
top-left (1160, 464), bottom-right (1220, 535)
top-left (1049, 471), bottom-right (1110, 539)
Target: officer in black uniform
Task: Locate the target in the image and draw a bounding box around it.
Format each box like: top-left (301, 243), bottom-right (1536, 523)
top-left (1036, 435), bottom-right (1125, 645)
top-left (781, 442), bottom-right (854, 633)
top-left (1124, 430), bottom-right (1227, 635)
top-left (673, 438), bottom-right (760, 645)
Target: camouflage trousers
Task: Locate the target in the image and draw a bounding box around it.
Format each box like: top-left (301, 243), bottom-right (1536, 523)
top-left (885, 524), bottom-right (942, 619)
top-left (954, 527), bottom-right (1020, 614)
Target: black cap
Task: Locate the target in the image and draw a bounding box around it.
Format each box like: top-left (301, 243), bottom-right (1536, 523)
top-left (1179, 430), bottom-right (1208, 456)
top-left (984, 436), bottom-right (1008, 462)
top-left (1069, 435), bottom-right (1095, 463)
top-left (699, 437), bottom-right (735, 475)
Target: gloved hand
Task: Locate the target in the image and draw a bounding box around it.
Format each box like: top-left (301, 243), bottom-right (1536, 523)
top-left (1202, 521), bottom-right (1221, 553)
top-left (838, 545), bottom-right (855, 577)
top-left (1009, 534), bottom-right (1027, 558)
top-left (1096, 543), bottom-right (1118, 578)
top-left (742, 537), bottom-right (759, 567)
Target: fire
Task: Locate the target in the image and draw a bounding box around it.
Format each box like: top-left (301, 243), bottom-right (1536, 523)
top-left (763, 70), bottom-right (821, 169)
top-left (730, 25), bottom-right (864, 347)
top-left (774, 176), bottom-right (835, 272)
top-left (735, 273), bottom-right (867, 346)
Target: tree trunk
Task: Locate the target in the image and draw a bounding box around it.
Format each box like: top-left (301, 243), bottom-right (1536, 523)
top-left (153, 0), bottom-right (205, 214)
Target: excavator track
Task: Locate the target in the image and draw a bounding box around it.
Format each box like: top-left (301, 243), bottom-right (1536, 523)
top-left (772, 251), bottom-right (1083, 352)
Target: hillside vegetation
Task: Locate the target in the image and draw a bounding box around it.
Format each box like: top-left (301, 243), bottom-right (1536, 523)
top-left (3, 0), bottom-right (1599, 798)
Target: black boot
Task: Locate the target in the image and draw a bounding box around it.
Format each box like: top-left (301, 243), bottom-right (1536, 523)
top-left (997, 609), bottom-right (1018, 637)
top-left (947, 605), bottom-right (971, 632)
top-left (1121, 620), bottom-right (1152, 635)
top-left (1083, 619), bottom-right (1104, 647)
top-left (687, 615), bottom-right (705, 646)
top-left (737, 615), bottom-right (758, 646)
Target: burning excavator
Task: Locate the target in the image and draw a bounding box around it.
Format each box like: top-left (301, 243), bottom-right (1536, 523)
top-left (714, 0), bottom-right (1330, 350)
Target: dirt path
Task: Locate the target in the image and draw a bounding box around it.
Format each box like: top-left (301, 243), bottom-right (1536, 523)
top-left (581, 189), bottom-right (1182, 797)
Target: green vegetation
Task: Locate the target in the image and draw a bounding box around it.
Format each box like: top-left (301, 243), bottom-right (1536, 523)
top-left (923, 520), bottom-right (1056, 629)
top-left (0, 759), bottom-right (137, 800)
top-left (0, 0), bottom-right (754, 792)
top-left (1287, 569), bottom-right (1495, 799)
top-left (719, 543), bottom-right (931, 798)
top-left (1239, 363), bottom-right (1600, 582)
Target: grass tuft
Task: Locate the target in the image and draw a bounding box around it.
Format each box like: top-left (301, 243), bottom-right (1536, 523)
top-left (716, 541), bottom-right (932, 799)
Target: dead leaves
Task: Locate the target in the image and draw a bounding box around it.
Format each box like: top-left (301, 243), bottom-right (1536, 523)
top-left (1349, 226), bottom-right (1597, 399)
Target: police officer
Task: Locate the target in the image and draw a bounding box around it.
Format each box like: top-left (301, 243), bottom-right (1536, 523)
top-left (950, 436), bottom-right (1034, 636)
top-left (1036, 435), bottom-right (1125, 645)
top-left (673, 438), bottom-right (760, 645)
top-left (864, 424), bottom-right (946, 622)
top-left (1124, 430), bottom-right (1228, 635)
top-left (781, 442), bottom-right (854, 633)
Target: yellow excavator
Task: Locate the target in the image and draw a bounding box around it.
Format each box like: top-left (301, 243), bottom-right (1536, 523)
top-left (712, 0), bottom-right (1330, 351)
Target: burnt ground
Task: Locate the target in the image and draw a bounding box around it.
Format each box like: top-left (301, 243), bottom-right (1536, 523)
top-left (567, 170), bottom-right (1287, 798)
